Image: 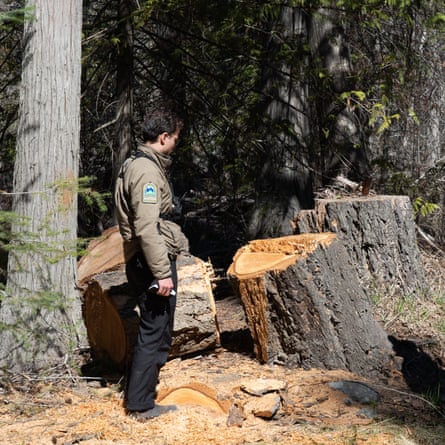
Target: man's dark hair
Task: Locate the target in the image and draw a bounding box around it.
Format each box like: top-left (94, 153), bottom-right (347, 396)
top-left (141, 109), bottom-right (183, 143)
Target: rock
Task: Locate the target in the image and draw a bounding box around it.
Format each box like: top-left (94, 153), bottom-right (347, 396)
top-left (357, 407), bottom-right (378, 419)
top-left (328, 380), bottom-right (380, 404)
top-left (244, 393), bottom-right (281, 419)
top-left (226, 402), bottom-right (246, 427)
top-left (240, 378), bottom-right (288, 396)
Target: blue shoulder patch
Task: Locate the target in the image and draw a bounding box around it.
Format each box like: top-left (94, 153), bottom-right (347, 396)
top-left (142, 182), bottom-right (157, 203)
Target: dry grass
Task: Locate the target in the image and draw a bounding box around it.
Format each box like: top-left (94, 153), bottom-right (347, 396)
top-left (372, 248), bottom-right (445, 364)
top-left (367, 246), bottom-right (445, 444)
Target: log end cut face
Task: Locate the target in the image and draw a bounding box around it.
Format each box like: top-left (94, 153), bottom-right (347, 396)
top-left (227, 233), bottom-right (336, 279)
top-left (157, 383), bottom-right (230, 414)
top-left (77, 226), bottom-right (125, 286)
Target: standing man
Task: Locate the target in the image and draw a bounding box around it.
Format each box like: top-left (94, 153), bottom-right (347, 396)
top-left (114, 108), bottom-right (189, 420)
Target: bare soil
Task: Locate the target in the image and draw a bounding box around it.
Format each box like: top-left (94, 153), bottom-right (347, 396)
top-left (1, 253), bottom-right (445, 445)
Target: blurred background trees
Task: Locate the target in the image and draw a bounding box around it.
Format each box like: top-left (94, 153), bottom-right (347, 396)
top-left (1, 0), bottom-right (444, 272)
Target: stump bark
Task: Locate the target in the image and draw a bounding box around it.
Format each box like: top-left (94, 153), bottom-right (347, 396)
top-left (294, 195), bottom-right (425, 293)
top-left (78, 226), bottom-right (219, 368)
top-left (227, 233), bottom-right (393, 377)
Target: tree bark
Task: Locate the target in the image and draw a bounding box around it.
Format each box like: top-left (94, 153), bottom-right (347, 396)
top-left (294, 195), bottom-right (426, 293)
top-left (78, 227), bottom-right (219, 368)
top-left (0, 0), bottom-right (86, 372)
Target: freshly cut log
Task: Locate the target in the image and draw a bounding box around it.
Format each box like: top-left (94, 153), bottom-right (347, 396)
top-left (78, 226), bottom-right (125, 285)
top-left (82, 269), bottom-right (130, 367)
top-left (78, 227), bottom-right (219, 368)
top-left (157, 382), bottom-right (231, 414)
top-left (170, 254), bottom-right (220, 358)
top-left (227, 232), bottom-right (393, 378)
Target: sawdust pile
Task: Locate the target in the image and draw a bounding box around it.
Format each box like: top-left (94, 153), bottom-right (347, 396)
top-left (0, 350), bottom-right (439, 445)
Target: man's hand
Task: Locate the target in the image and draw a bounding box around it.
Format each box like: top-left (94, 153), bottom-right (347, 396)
top-left (154, 277), bottom-right (175, 297)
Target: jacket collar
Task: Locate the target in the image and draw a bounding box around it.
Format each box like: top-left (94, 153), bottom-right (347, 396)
top-left (137, 144), bottom-right (172, 171)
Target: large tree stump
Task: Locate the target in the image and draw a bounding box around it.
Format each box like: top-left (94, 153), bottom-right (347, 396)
top-left (78, 227), bottom-right (219, 368)
top-left (227, 233), bottom-right (393, 378)
top-left (294, 195), bottom-right (425, 293)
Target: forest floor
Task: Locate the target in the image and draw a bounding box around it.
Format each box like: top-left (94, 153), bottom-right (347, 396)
top-left (1, 248), bottom-right (445, 445)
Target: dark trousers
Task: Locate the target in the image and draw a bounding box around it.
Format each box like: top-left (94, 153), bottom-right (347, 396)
top-left (124, 252), bottom-right (177, 411)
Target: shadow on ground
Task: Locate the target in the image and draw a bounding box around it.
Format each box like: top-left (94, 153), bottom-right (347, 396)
top-left (389, 335), bottom-right (445, 407)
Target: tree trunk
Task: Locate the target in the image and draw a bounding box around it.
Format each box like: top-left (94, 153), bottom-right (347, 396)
top-left (229, 196), bottom-right (423, 378)
top-left (78, 227), bottom-right (219, 368)
top-left (248, 6), bottom-right (313, 239)
top-left (309, 8), bottom-right (370, 185)
top-left (112, 0), bottom-right (136, 193)
top-left (0, 0), bottom-right (86, 372)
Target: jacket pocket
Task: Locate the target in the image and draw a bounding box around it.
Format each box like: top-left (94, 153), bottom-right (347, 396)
top-left (158, 219), bottom-right (189, 256)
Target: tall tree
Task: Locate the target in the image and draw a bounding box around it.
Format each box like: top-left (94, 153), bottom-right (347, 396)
top-left (112, 0), bottom-right (136, 190)
top-left (0, 0), bottom-right (86, 372)
top-left (248, 5), bottom-right (313, 238)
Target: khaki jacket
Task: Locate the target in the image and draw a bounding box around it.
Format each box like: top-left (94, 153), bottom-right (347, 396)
top-left (114, 145), bottom-right (189, 279)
